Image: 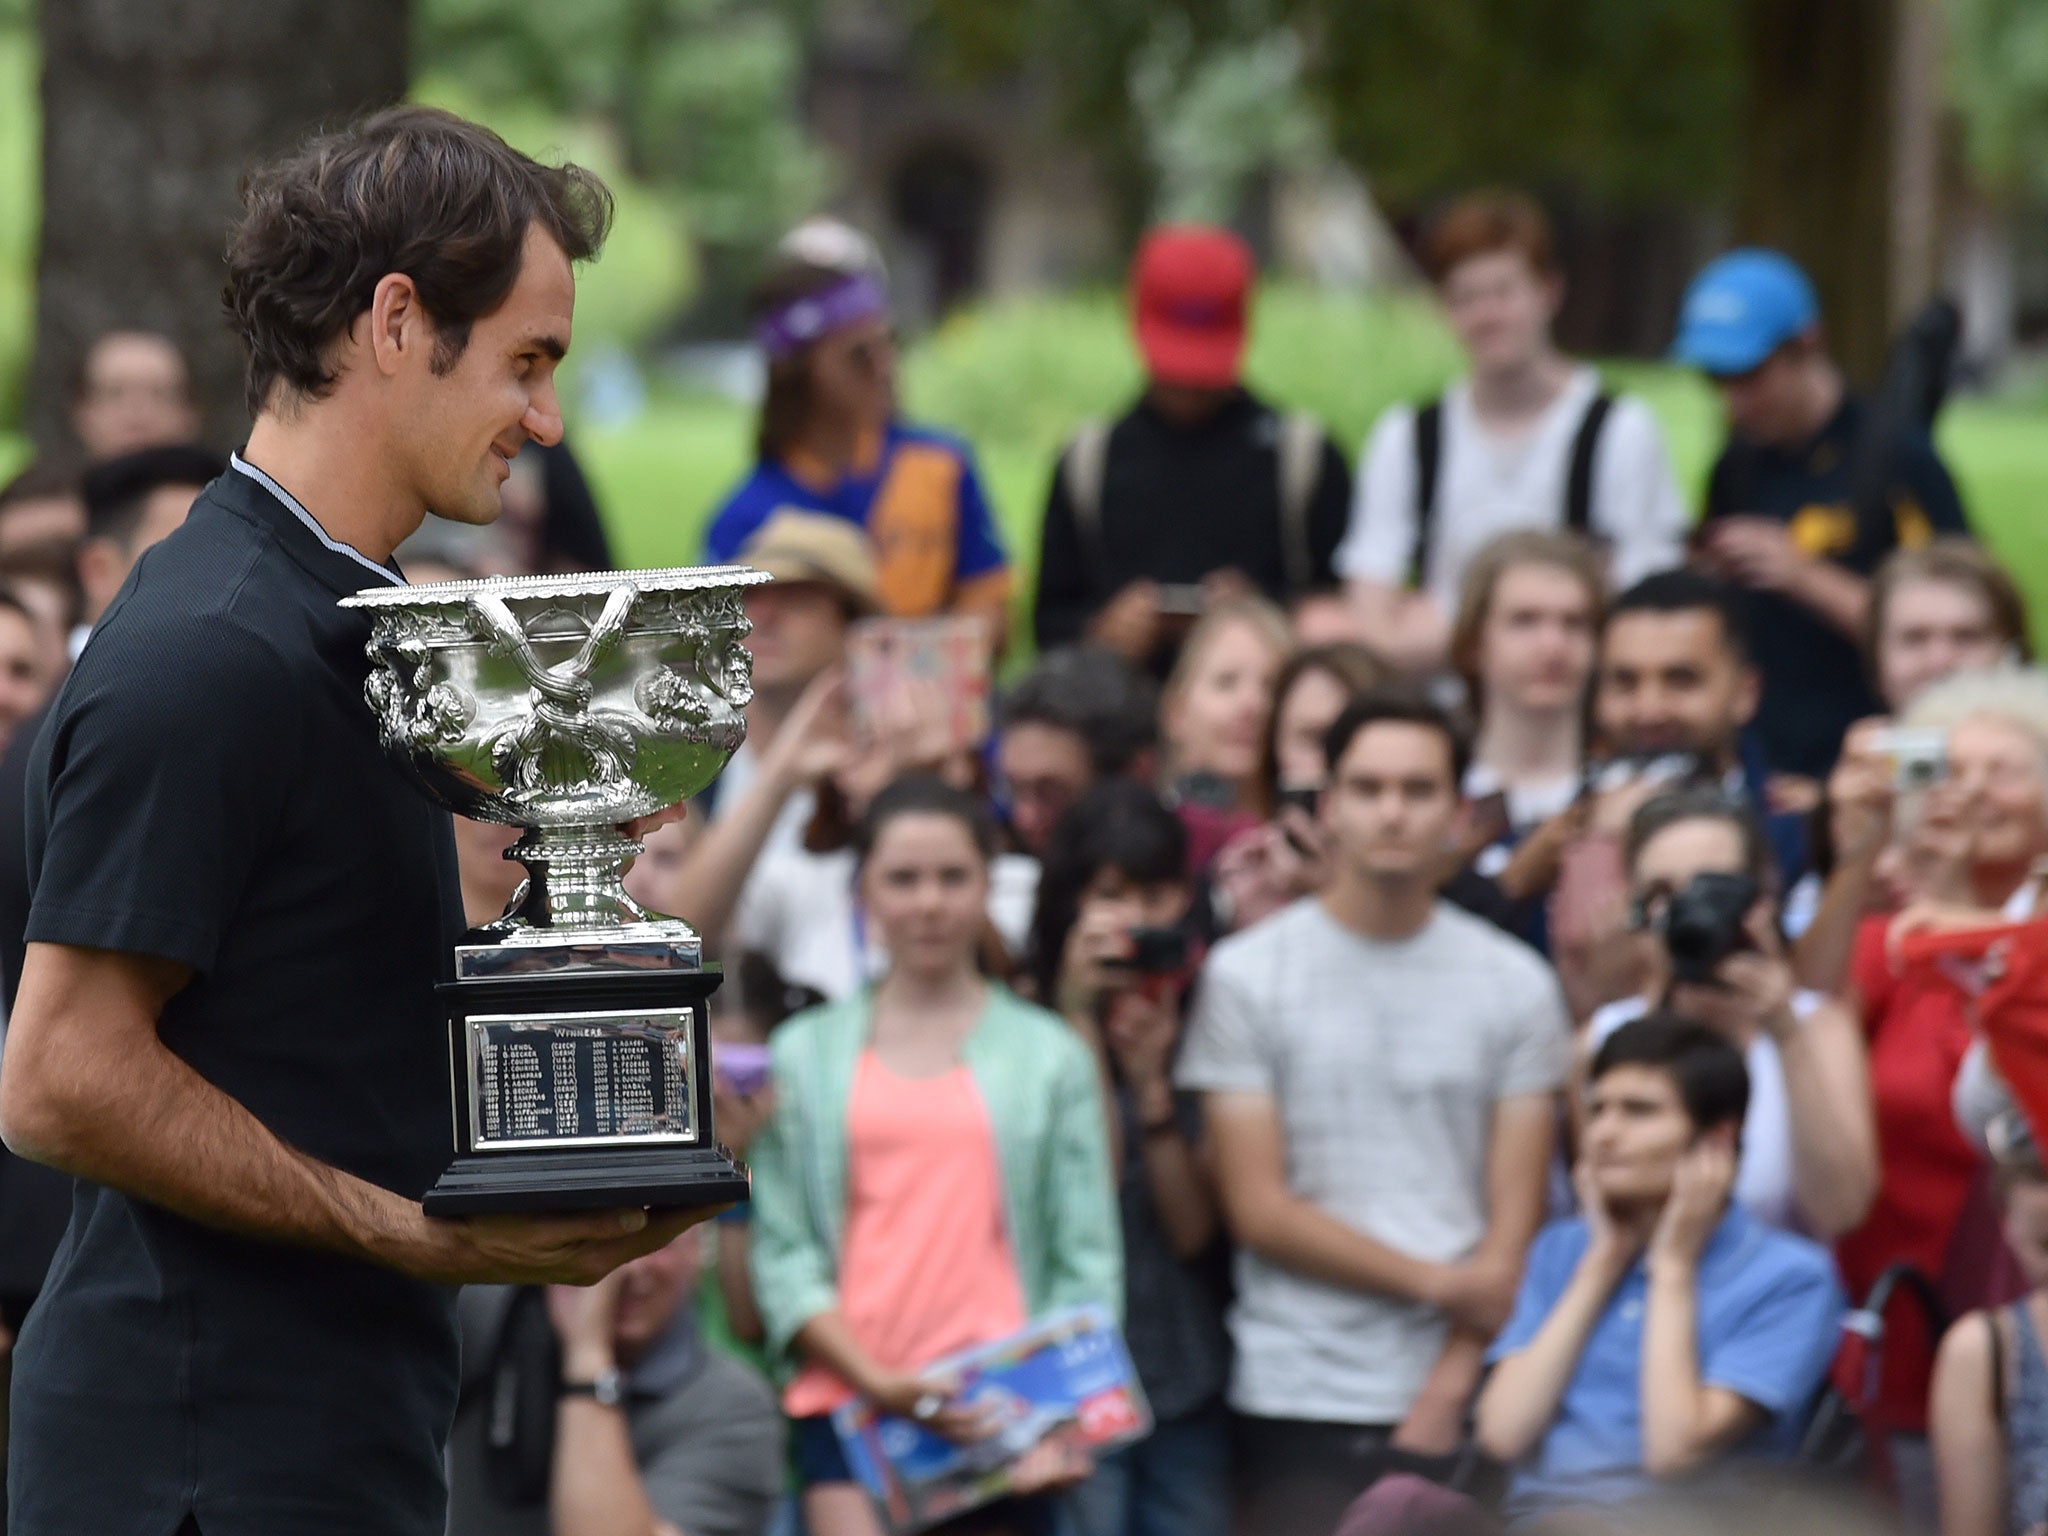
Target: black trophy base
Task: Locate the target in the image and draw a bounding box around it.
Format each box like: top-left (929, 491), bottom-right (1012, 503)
top-left (422, 1142), bottom-right (750, 1217)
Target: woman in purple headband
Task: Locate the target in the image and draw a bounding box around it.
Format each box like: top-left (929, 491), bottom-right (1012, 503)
top-left (701, 238), bottom-right (1012, 646)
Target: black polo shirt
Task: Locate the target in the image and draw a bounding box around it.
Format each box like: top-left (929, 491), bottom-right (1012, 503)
top-left (1702, 395), bottom-right (1968, 778)
top-left (9, 458), bottom-right (466, 1534)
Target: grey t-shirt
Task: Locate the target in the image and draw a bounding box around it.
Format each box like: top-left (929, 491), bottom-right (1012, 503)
top-left (1177, 898), bottom-right (1571, 1425)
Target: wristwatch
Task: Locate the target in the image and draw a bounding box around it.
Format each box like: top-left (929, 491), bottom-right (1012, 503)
top-left (560, 1368), bottom-right (626, 1408)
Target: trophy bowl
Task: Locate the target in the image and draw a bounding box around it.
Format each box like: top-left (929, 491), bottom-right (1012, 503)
top-left (341, 565), bottom-right (770, 958)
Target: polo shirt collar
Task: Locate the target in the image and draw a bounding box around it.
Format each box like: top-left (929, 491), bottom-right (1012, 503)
top-left (227, 453), bottom-right (407, 596)
top-left (623, 1301), bottom-right (705, 1399)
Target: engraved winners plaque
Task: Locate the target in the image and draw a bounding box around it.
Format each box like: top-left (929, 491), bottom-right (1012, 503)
top-left (341, 565), bottom-right (768, 1214)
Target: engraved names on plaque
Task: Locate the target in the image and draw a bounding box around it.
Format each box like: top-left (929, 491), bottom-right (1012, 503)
top-left (470, 1008), bottom-right (695, 1150)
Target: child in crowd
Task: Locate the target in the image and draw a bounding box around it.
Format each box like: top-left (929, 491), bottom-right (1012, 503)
top-left (748, 776), bottom-right (1120, 1536)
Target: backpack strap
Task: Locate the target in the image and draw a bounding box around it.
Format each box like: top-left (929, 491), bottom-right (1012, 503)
top-left (1060, 419), bottom-right (1114, 594)
top-left (1276, 411), bottom-right (1322, 593)
top-left (1409, 397), bottom-right (1443, 585)
top-left (1564, 391), bottom-right (1617, 534)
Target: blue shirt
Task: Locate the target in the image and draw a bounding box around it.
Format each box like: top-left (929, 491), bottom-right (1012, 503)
top-left (1487, 1205), bottom-right (1846, 1518)
top-left (704, 421), bottom-right (1009, 617)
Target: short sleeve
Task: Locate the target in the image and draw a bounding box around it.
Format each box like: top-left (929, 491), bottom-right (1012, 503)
top-left (1332, 407), bottom-right (1419, 586)
top-left (1176, 945), bottom-right (1278, 1096)
top-left (638, 1360), bottom-right (786, 1536)
top-left (1593, 397), bottom-right (1690, 586)
top-left (1498, 959), bottom-right (1573, 1099)
top-left (700, 473), bottom-right (775, 565)
top-left (26, 622), bottom-right (299, 975)
top-left (1488, 1220), bottom-right (1585, 1362)
top-left (1700, 1247), bottom-right (1847, 1420)
top-left (951, 446), bottom-right (1010, 584)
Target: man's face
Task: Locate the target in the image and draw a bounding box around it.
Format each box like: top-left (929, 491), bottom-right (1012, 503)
top-left (1709, 345), bottom-right (1810, 445)
top-left (608, 1230), bottom-right (703, 1358)
top-left (0, 606), bottom-right (49, 743)
top-left (1481, 561), bottom-right (1596, 716)
top-left (1582, 1063), bottom-right (1701, 1207)
top-left (1322, 721), bottom-right (1461, 884)
top-left (1595, 610), bottom-right (1758, 767)
top-left (997, 721), bottom-right (1095, 857)
top-left (73, 332), bottom-right (200, 460)
top-left (398, 223), bottom-right (574, 529)
top-left (744, 582), bottom-right (849, 695)
top-left (1441, 250), bottom-right (1559, 378)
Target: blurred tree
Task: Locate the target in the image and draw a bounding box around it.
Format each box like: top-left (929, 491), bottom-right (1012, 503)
top-left (416, 0), bottom-right (823, 275)
top-left (1947, 0), bottom-right (2048, 200)
top-left (30, 0), bottom-right (409, 452)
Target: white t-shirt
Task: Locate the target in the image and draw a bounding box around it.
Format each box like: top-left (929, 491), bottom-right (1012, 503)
top-left (1585, 990), bottom-right (1827, 1233)
top-left (1334, 367), bottom-right (1688, 612)
top-left (730, 845), bottom-right (1040, 1003)
top-left (1176, 898), bottom-right (1572, 1424)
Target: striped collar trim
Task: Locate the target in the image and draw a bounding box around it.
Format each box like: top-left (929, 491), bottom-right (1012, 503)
top-left (228, 453), bottom-right (405, 587)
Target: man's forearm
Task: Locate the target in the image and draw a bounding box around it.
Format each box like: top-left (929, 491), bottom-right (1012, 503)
top-left (1474, 1247), bottom-right (1626, 1463)
top-left (1785, 561), bottom-right (1869, 640)
top-left (1231, 1188), bottom-right (1439, 1305)
top-left (552, 1397), bottom-right (663, 1536)
top-left (5, 1013), bottom-right (430, 1276)
top-left (1640, 1261), bottom-right (1712, 1475)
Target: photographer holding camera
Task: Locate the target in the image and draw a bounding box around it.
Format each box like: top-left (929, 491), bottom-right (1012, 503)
top-left (1583, 787), bottom-right (1876, 1239)
top-left (1030, 780), bottom-right (1229, 1536)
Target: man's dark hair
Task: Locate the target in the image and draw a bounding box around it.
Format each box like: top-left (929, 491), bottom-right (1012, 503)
top-left (1605, 568), bottom-right (1752, 666)
top-left (1590, 1013), bottom-right (1750, 1136)
top-left (1000, 645), bottom-right (1159, 777)
top-left (223, 105), bottom-right (614, 418)
top-left (81, 445), bottom-right (226, 547)
top-left (0, 457), bottom-right (82, 512)
top-left (1322, 688), bottom-right (1472, 786)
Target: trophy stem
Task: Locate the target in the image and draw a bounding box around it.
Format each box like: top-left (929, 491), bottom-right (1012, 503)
top-left (482, 825), bottom-right (696, 944)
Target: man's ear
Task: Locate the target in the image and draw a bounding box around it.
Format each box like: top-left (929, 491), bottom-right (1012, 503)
top-left (365, 272), bottom-right (425, 379)
top-left (1695, 1121), bottom-right (1739, 1155)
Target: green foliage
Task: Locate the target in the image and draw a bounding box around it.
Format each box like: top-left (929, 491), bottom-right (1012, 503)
top-left (1132, 24), bottom-right (1324, 224)
top-left (0, 21), bottom-right (34, 428)
top-left (1946, 0), bottom-right (2048, 199)
top-left (413, 73), bottom-right (695, 358)
top-left (415, 0), bottom-right (825, 255)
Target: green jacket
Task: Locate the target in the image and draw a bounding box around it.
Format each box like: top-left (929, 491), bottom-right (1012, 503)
top-left (747, 984), bottom-right (1123, 1368)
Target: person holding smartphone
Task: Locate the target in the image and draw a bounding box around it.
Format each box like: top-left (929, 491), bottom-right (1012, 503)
top-left (1031, 780), bottom-right (1229, 1536)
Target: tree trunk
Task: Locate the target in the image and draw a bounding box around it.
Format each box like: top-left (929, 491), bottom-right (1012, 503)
top-left (1733, 0), bottom-right (1901, 385)
top-left (30, 0), bottom-right (409, 453)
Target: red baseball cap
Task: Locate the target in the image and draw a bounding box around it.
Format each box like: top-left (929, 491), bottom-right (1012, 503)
top-left (1131, 225), bottom-right (1254, 388)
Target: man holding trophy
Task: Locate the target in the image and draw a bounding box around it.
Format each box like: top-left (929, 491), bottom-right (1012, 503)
top-left (0, 107), bottom-right (747, 1535)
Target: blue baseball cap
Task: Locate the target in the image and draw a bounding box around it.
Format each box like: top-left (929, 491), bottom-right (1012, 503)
top-left (1671, 249), bottom-right (1820, 375)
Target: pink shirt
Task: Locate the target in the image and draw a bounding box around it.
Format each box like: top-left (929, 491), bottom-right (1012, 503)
top-left (784, 1050), bottom-right (1029, 1417)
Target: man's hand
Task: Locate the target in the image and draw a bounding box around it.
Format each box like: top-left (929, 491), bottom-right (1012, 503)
top-left (1828, 718), bottom-right (1897, 865)
top-left (1572, 1158), bottom-right (1650, 1275)
top-left (401, 1204), bottom-right (726, 1287)
top-left (1698, 517), bottom-right (1807, 592)
top-left (1429, 1247), bottom-right (1523, 1336)
top-left (619, 803), bottom-right (688, 841)
top-left (1086, 580), bottom-right (1164, 662)
top-left (547, 1265), bottom-right (626, 1379)
top-left (1667, 904), bottom-right (1798, 1045)
top-left (1649, 1141), bottom-right (1734, 1272)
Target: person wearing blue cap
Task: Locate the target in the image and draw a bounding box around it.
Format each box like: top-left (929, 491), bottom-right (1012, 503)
top-left (1675, 248), bottom-right (1967, 780)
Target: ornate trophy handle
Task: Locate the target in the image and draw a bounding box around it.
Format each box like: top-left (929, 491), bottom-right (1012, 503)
top-left (468, 584), bottom-right (637, 708)
top-left (468, 584), bottom-right (641, 793)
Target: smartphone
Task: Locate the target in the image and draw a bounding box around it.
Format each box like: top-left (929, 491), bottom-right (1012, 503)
top-left (1154, 584), bottom-right (1207, 616)
top-left (1103, 926), bottom-right (1190, 975)
top-left (1870, 727), bottom-right (1947, 793)
top-left (713, 1040), bottom-right (772, 1099)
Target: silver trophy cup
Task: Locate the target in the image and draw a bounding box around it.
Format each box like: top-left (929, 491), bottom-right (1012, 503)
top-left (341, 565), bottom-right (769, 1213)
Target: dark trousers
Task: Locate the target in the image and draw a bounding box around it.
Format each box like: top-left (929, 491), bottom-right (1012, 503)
top-left (1229, 1414), bottom-right (1462, 1536)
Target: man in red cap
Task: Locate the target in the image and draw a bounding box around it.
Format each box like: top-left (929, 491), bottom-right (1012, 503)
top-left (1032, 225), bottom-right (1351, 669)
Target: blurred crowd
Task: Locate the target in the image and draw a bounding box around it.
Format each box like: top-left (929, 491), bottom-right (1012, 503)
top-left (1, 189), bottom-right (2045, 1536)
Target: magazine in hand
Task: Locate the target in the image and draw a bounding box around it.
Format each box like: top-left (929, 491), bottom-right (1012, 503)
top-left (830, 1305), bottom-right (1151, 1534)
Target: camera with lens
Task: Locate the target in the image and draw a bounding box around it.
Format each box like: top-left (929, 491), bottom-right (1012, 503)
top-left (1655, 871), bottom-right (1760, 983)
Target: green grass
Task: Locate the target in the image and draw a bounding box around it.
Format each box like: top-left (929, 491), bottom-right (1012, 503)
top-left (583, 286), bottom-right (2048, 654)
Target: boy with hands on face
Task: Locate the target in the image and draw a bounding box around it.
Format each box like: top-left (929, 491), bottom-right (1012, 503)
top-left (1474, 1017), bottom-right (1846, 1521)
